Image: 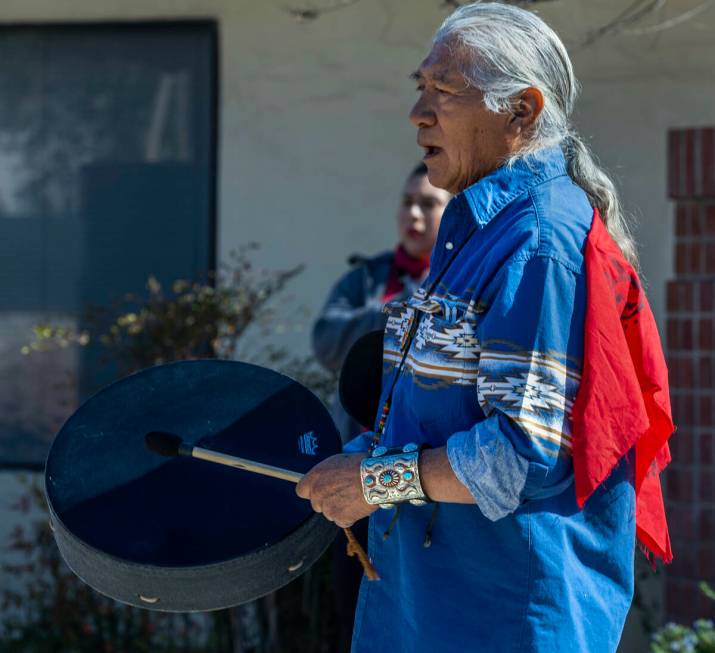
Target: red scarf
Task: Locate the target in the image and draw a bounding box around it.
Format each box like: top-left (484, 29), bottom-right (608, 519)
top-left (383, 245), bottom-right (430, 302)
top-left (572, 210), bottom-right (674, 563)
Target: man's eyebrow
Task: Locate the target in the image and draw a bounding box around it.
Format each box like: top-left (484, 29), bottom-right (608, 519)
top-left (409, 69), bottom-right (453, 84)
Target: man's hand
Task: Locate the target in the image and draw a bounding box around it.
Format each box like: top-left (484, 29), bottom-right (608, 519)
top-left (295, 453), bottom-right (377, 528)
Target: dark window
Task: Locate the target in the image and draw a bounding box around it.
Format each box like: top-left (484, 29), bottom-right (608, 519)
top-left (0, 22), bottom-right (218, 468)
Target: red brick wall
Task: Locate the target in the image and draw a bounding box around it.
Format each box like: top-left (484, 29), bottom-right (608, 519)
top-left (665, 127), bottom-right (715, 621)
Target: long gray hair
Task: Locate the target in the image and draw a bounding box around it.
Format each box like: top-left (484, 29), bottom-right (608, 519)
top-left (434, 2), bottom-right (638, 267)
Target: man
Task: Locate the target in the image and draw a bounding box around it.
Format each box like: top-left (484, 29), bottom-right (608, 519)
top-left (297, 4), bottom-right (672, 651)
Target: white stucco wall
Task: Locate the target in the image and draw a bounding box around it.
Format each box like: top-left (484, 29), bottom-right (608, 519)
top-left (211, 0), bottom-right (715, 347)
top-left (1, 0), bottom-right (712, 340)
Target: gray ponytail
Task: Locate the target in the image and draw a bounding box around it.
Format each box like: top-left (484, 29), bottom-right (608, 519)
top-left (563, 132), bottom-right (638, 266)
top-left (434, 2), bottom-right (639, 268)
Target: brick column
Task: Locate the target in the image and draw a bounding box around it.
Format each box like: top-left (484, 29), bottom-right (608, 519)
top-left (665, 127), bottom-right (715, 621)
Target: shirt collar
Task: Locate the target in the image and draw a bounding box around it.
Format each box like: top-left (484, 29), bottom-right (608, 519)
top-left (459, 146), bottom-right (568, 228)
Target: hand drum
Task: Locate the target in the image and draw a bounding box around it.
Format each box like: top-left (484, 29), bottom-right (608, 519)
top-left (45, 360), bottom-right (341, 612)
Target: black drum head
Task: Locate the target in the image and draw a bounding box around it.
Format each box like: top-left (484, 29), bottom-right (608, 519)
top-left (339, 329), bottom-right (384, 430)
top-left (45, 360), bottom-right (341, 612)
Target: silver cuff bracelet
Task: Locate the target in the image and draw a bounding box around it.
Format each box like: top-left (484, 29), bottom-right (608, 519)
top-left (360, 443), bottom-right (428, 509)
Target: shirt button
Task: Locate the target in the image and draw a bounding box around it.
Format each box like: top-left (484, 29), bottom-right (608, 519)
top-left (445, 241), bottom-right (454, 250)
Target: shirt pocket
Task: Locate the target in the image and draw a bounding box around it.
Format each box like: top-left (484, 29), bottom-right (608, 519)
top-left (382, 294), bottom-right (488, 444)
top-left (406, 295), bottom-right (483, 389)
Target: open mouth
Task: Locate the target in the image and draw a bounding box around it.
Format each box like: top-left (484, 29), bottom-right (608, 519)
top-left (423, 145), bottom-right (441, 160)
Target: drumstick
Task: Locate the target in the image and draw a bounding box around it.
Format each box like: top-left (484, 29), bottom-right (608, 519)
top-left (145, 431), bottom-right (380, 581)
top-left (146, 431), bottom-right (303, 482)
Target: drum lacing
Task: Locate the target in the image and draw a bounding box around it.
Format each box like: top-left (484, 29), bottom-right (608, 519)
top-left (369, 227), bottom-right (476, 559)
top-left (344, 527), bottom-right (380, 580)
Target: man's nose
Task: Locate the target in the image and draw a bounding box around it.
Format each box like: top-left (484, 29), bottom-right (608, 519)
top-left (409, 95), bottom-right (436, 128)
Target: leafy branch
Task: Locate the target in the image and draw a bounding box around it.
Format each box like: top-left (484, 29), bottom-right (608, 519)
top-left (23, 244), bottom-right (304, 375)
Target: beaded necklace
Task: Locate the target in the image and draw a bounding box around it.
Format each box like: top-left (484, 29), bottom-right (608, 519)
top-left (370, 225), bottom-right (478, 452)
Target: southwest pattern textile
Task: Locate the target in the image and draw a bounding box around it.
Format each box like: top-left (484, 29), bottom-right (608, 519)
top-left (477, 343), bottom-right (580, 455)
top-left (383, 292), bottom-right (580, 455)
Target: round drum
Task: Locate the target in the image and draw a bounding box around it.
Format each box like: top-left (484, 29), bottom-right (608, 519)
top-left (45, 360), bottom-right (341, 612)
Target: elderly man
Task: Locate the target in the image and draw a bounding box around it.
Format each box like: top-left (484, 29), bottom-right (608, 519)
top-left (297, 3), bottom-right (672, 652)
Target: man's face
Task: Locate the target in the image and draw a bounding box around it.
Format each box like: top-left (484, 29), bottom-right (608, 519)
top-left (409, 42), bottom-right (514, 194)
top-left (397, 173), bottom-right (451, 258)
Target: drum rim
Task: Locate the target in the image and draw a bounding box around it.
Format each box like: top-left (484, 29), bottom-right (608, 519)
top-left (44, 358), bottom-right (342, 610)
top-left (48, 497), bottom-right (338, 611)
top-left (46, 492), bottom-right (314, 574)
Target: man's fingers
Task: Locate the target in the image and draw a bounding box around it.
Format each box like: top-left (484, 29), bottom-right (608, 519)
top-left (295, 476), bottom-right (311, 499)
top-left (321, 502), bottom-right (338, 522)
top-left (294, 455), bottom-right (369, 528)
top-left (321, 500), bottom-right (356, 528)
top-left (295, 474), bottom-right (328, 517)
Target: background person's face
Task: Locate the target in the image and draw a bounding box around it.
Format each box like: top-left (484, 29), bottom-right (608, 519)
top-left (397, 173), bottom-right (451, 258)
top-left (409, 42), bottom-right (514, 194)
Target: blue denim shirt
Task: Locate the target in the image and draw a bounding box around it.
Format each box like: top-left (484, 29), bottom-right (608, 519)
top-left (348, 147), bottom-right (635, 653)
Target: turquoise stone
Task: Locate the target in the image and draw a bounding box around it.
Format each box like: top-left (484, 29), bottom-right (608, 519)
top-left (403, 471), bottom-right (414, 481)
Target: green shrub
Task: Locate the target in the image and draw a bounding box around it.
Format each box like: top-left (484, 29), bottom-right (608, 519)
top-left (651, 584), bottom-right (715, 653)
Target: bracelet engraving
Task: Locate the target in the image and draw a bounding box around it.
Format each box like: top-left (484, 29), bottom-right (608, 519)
top-left (360, 443), bottom-right (428, 508)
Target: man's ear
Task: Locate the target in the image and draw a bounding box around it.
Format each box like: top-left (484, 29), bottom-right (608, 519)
top-left (508, 87), bottom-right (545, 134)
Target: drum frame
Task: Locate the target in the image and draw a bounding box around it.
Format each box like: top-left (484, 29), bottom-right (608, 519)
top-left (49, 500), bottom-right (337, 612)
top-left (44, 359), bottom-right (341, 612)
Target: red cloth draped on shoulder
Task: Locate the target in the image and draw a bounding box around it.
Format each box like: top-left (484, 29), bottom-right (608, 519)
top-left (572, 209), bottom-right (675, 564)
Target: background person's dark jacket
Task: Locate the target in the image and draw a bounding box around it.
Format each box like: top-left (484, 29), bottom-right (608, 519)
top-left (312, 251), bottom-right (420, 442)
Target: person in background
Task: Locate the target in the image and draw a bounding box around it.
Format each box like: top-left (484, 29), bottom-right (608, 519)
top-left (311, 163), bottom-right (449, 653)
top-left (312, 162), bottom-right (450, 443)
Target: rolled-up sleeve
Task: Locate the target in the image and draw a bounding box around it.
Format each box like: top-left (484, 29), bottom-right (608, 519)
top-left (446, 254), bottom-right (585, 520)
top-left (342, 432), bottom-right (373, 453)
